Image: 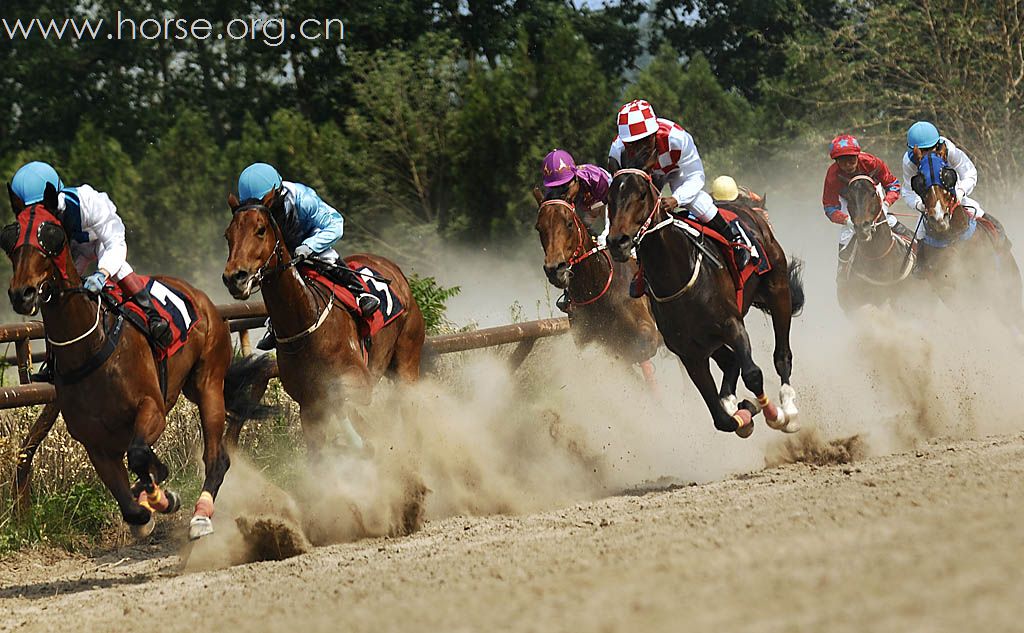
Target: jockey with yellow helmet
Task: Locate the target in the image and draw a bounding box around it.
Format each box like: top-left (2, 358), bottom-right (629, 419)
top-left (9, 161), bottom-right (171, 382)
top-left (608, 100), bottom-right (754, 270)
top-left (235, 163), bottom-right (379, 350)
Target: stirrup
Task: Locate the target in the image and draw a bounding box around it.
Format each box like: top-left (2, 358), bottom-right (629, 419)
top-left (31, 361), bottom-right (54, 383)
top-left (148, 317), bottom-right (173, 348)
top-left (555, 292), bottom-right (570, 313)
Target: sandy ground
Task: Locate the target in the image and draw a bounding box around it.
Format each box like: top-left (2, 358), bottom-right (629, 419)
top-left (1, 432), bottom-right (1021, 633)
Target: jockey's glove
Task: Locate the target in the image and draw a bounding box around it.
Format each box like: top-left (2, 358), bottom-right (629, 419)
top-left (84, 270), bottom-right (108, 294)
top-left (294, 244), bottom-right (314, 259)
top-left (955, 187), bottom-right (966, 201)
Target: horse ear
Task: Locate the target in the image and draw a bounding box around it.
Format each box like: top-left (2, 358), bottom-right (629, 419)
top-left (228, 192), bottom-right (240, 211)
top-left (42, 182), bottom-right (59, 213)
top-left (868, 168), bottom-right (880, 181)
top-left (913, 146), bottom-right (924, 163)
top-left (532, 186), bottom-right (544, 206)
top-left (7, 182), bottom-right (24, 215)
top-left (938, 143), bottom-right (948, 160)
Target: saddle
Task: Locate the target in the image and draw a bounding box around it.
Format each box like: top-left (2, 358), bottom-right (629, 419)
top-left (297, 259), bottom-right (405, 339)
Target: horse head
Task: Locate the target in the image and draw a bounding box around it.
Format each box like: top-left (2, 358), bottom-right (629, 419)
top-left (607, 169), bottom-right (658, 263)
top-left (223, 187), bottom-right (288, 300)
top-left (911, 149), bottom-right (964, 236)
top-left (534, 183), bottom-right (590, 288)
top-left (844, 174), bottom-right (885, 242)
top-left (3, 182), bottom-right (74, 315)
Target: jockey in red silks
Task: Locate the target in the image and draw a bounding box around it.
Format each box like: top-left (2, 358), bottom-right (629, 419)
top-left (822, 134), bottom-right (914, 253)
top-left (608, 100), bottom-right (754, 277)
top-left (541, 149), bottom-right (612, 244)
top-left (9, 161), bottom-right (172, 382)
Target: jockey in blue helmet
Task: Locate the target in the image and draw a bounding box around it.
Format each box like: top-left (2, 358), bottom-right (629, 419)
top-left (236, 163), bottom-right (379, 350)
top-left (902, 121), bottom-right (986, 236)
top-left (9, 161), bottom-right (172, 382)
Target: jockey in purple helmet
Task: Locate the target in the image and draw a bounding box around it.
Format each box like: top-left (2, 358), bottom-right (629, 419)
top-left (541, 149), bottom-right (612, 245)
top-left (541, 149), bottom-right (613, 312)
top-left (236, 162), bottom-right (379, 350)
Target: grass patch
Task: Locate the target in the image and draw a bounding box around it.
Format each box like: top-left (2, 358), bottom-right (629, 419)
top-left (0, 482), bottom-right (117, 555)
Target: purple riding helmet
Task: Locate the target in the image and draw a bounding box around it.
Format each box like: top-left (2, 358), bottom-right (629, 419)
top-left (542, 149), bottom-right (577, 187)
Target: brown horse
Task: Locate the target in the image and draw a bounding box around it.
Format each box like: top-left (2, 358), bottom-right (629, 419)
top-left (4, 183), bottom-right (268, 539)
top-left (607, 169), bottom-right (804, 437)
top-left (838, 175), bottom-right (918, 311)
top-left (911, 150), bottom-right (1024, 342)
top-left (532, 190), bottom-right (661, 385)
top-left (222, 189), bottom-right (425, 462)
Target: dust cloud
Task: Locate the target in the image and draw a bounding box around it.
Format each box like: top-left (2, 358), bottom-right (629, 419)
top-left (185, 167), bottom-right (1024, 568)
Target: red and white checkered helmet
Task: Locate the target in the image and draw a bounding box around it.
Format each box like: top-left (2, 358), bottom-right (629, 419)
top-left (617, 100), bottom-right (659, 142)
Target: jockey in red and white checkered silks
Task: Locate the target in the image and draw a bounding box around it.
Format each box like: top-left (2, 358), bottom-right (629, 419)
top-left (608, 100), bottom-right (752, 269)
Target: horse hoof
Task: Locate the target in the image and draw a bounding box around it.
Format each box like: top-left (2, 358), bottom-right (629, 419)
top-left (189, 515), bottom-right (214, 540)
top-left (130, 516), bottom-right (156, 540)
top-left (721, 395), bottom-right (739, 416)
top-left (162, 490), bottom-right (182, 515)
top-left (733, 409), bottom-right (754, 439)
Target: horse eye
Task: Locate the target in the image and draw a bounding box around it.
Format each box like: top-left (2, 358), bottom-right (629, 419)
top-left (256, 225), bottom-right (267, 237)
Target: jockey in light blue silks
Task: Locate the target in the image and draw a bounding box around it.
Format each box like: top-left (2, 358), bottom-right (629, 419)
top-left (9, 161), bottom-right (172, 382)
top-left (235, 163), bottom-right (379, 351)
top-left (902, 121), bottom-right (986, 238)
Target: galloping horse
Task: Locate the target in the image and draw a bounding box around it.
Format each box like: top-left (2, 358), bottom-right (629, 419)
top-left (5, 183), bottom-right (268, 539)
top-left (533, 190), bottom-right (661, 385)
top-left (837, 175), bottom-right (917, 311)
top-left (911, 149), bottom-right (1024, 339)
top-left (222, 188), bottom-right (425, 462)
top-left (607, 169), bottom-right (804, 437)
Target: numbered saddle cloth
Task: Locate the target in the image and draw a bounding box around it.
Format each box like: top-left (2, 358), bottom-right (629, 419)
top-left (104, 277), bottom-right (199, 360)
top-left (298, 259), bottom-right (405, 338)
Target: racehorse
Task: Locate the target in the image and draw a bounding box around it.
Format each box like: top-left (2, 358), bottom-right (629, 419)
top-left (4, 183), bottom-right (269, 539)
top-left (222, 188), bottom-right (426, 464)
top-left (911, 149), bottom-right (1024, 340)
top-left (532, 190), bottom-right (661, 386)
top-left (837, 175), bottom-right (917, 311)
top-left (606, 169), bottom-right (804, 437)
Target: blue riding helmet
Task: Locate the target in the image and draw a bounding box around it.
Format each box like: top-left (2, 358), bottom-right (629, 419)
top-left (11, 161), bottom-right (63, 205)
top-left (907, 121), bottom-right (940, 149)
top-left (238, 163), bottom-right (283, 202)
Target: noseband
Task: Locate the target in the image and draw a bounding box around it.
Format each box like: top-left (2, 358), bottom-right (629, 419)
top-left (231, 202), bottom-right (298, 293)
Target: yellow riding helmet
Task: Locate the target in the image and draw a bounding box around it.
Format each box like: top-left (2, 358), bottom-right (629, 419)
top-left (711, 176), bottom-right (740, 202)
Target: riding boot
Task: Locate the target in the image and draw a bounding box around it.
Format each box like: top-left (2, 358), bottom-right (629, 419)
top-left (256, 320), bottom-right (276, 351)
top-left (707, 213), bottom-right (751, 269)
top-left (31, 347), bottom-right (54, 383)
top-left (338, 268), bottom-right (380, 318)
top-left (891, 220), bottom-right (915, 240)
top-left (555, 291), bottom-right (571, 313)
top-left (118, 273), bottom-right (173, 348)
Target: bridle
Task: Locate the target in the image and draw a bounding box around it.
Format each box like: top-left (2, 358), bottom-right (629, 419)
top-left (611, 168), bottom-right (705, 302)
top-left (230, 201), bottom-right (335, 345)
top-left (538, 199), bottom-right (613, 306)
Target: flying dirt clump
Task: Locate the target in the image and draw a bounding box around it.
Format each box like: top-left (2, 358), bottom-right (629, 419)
top-left (764, 425), bottom-right (868, 467)
top-left (236, 515), bottom-right (311, 561)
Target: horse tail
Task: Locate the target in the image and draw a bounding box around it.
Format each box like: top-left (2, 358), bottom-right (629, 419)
top-left (787, 257), bottom-right (806, 317)
top-left (223, 353), bottom-right (278, 431)
top-left (751, 256), bottom-right (805, 316)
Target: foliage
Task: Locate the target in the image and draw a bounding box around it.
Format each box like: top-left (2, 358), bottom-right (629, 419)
top-left (408, 275), bottom-right (462, 335)
top-left (0, 482), bottom-right (117, 554)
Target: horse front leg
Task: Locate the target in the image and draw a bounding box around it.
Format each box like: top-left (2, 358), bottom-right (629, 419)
top-left (680, 354), bottom-right (754, 438)
top-left (86, 444), bottom-right (152, 534)
top-left (188, 381), bottom-right (230, 540)
top-left (710, 345), bottom-right (740, 415)
top-left (726, 319), bottom-right (797, 435)
top-left (125, 396), bottom-right (178, 539)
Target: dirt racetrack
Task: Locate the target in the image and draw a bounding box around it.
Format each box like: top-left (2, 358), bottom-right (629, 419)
top-left (1, 432), bottom-right (1021, 633)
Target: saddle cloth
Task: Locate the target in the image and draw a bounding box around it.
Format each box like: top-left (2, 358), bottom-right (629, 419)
top-left (104, 277), bottom-right (198, 361)
top-left (298, 260), bottom-right (405, 338)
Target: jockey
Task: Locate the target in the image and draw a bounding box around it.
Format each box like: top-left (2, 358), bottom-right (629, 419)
top-left (10, 161), bottom-right (172, 383)
top-left (608, 100), bottom-right (753, 270)
top-left (541, 150), bottom-right (612, 313)
top-left (542, 149), bottom-right (611, 244)
top-left (235, 163), bottom-right (379, 351)
top-left (822, 134), bottom-right (914, 248)
top-left (902, 121), bottom-right (986, 227)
